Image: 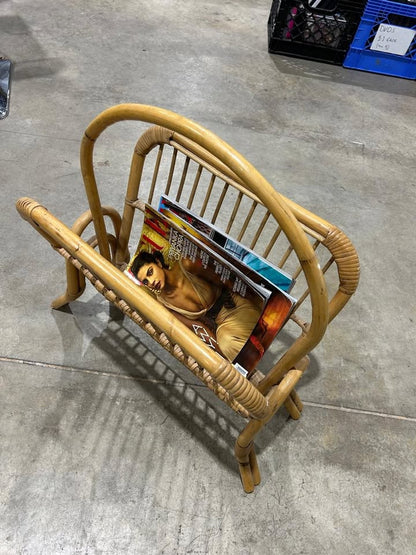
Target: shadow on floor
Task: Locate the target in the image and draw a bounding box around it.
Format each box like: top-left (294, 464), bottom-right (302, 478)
top-left (51, 299), bottom-right (313, 476)
top-left (0, 15), bottom-right (64, 80)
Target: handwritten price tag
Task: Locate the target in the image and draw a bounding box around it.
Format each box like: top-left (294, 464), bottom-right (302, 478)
top-left (371, 24), bottom-right (416, 56)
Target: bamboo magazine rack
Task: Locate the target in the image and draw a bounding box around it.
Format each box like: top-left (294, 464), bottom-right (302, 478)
top-left (16, 104), bottom-right (359, 492)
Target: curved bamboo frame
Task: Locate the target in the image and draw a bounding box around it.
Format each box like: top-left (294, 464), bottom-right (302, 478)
top-left (16, 104), bottom-right (359, 493)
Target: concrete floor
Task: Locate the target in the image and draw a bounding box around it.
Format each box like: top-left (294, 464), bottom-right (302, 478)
top-left (1, 0), bottom-right (415, 553)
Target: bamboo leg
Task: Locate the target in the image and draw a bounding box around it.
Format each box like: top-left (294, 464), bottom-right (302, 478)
top-left (51, 206), bottom-right (121, 309)
top-left (235, 368), bottom-right (305, 491)
top-left (51, 259), bottom-right (86, 309)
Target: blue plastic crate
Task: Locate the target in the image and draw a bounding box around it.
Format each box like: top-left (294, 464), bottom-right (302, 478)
top-left (343, 0), bottom-right (416, 78)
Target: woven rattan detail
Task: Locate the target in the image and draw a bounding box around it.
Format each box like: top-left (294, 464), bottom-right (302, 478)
top-left (134, 125), bottom-right (173, 157)
top-left (323, 227), bottom-right (360, 295)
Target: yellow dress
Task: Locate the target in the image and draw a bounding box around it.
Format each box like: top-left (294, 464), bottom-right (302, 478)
top-left (157, 261), bottom-right (262, 361)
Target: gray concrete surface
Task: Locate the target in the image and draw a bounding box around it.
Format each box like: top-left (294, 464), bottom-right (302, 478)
top-left (1, 0), bottom-right (415, 553)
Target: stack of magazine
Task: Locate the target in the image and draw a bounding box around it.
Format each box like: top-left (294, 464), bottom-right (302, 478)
top-left (125, 195), bottom-right (296, 379)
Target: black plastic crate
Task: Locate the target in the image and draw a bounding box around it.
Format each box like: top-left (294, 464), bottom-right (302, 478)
top-left (268, 0), bottom-right (367, 64)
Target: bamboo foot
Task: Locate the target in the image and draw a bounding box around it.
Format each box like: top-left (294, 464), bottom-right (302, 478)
top-left (290, 388), bottom-right (304, 412)
top-left (51, 289), bottom-right (84, 309)
top-left (284, 395), bottom-right (301, 420)
top-left (238, 461), bottom-right (255, 493)
top-left (249, 446), bottom-right (261, 486)
top-left (236, 441), bottom-right (261, 493)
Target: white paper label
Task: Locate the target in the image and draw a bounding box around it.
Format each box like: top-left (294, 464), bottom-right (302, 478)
top-left (370, 24), bottom-right (416, 56)
top-left (233, 363), bottom-right (248, 378)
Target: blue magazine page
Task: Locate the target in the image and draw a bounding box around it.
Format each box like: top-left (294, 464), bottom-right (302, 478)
top-left (158, 195), bottom-right (295, 293)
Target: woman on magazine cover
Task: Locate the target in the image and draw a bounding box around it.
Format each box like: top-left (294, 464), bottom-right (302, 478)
top-left (130, 250), bottom-right (262, 362)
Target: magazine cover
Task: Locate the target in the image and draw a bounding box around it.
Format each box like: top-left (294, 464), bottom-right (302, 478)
top-left (126, 204), bottom-right (295, 378)
top-left (158, 194), bottom-right (295, 293)
top-left (156, 196), bottom-right (297, 372)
